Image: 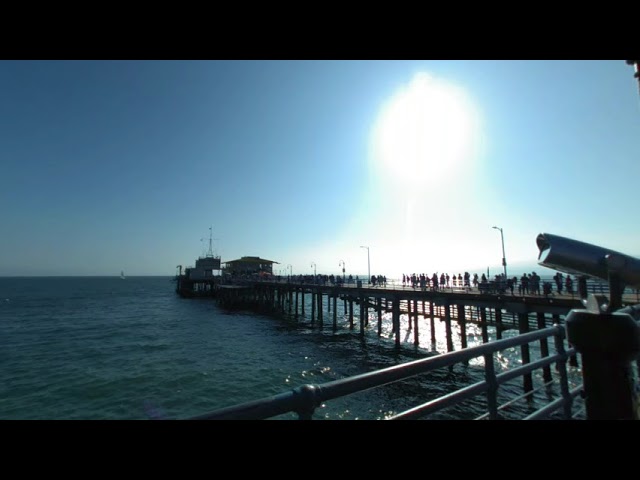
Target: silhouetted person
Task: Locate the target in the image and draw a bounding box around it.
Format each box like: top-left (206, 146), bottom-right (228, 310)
top-left (566, 275), bottom-right (573, 295)
top-left (554, 272), bottom-right (563, 294)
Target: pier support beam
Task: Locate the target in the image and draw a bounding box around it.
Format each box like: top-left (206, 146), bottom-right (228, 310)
top-left (413, 299), bottom-right (419, 346)
top-left (444, 303), bottom-right (454, 353)
top-left (377, 298), bottom-right (382, 337)
top-left (359, 296), bottom-right (365, 336)
top-left (288, 289), bottom-right (293, 315)
top-left (349, 298), bottom-right (354, 330)
top-left (366, 297), bottom-right (370, 327)
top-left (333, 295), bottom-right (337, 330)
top-left (518, 312), bottom-right (533, 393)
top-left (429, 301), bottom-right (436, 347)
top-left (458, 305), bottom-right (467, 352)
top-left (480, 307), bottom-right (489, 343)
top-left (495, 308), bottom-right (503, 340)
top-left (537, 312), bottom-right (552, 383)
top-left (392, 297), bottom-right (400, 348)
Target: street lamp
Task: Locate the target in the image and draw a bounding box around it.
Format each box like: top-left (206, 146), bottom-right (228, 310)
top-left (360, 246), bottom-right (370, 284)
top-left (311, 262), bottom-right (316, 276)
top-left (339, 260), bottom-right (346, 282)
top-left (492, 226), bottom-right (507, 279)
top-left (287, 264), bottom-right (292, 277)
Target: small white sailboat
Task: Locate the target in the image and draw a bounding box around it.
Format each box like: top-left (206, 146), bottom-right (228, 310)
top-left (120, 270), bottom-right (125, 280)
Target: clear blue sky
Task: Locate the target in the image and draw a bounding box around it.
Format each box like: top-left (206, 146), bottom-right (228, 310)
top-left (1, 60), bottom-right (638, 277)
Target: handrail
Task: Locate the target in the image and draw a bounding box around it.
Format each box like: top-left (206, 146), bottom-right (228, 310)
top-left (524, 385), bottom-right (584, 420)
top-left (476, 380), bottom-right (555, 420)
top-left (189, 324), bottom-right (578, 420)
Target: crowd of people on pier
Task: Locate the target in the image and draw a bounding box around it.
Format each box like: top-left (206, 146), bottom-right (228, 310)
top-left (223, 270), bottom-right (578, 297)
top-left (397, 271), bottom-right (575, 296)
top-left (281, 273), bottom-right (388, 287)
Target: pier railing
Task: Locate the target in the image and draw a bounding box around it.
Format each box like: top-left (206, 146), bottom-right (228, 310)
top-left (221, 275), bottom-right (640, 301)
top-left (189, 324), bottom-right (584, 420)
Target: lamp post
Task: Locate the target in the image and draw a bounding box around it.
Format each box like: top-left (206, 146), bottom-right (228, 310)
top-left (492, 226), bottom-right (507, 279)
top-left (360, 246), bottom-right (370, 284)
top-left (339, 260), bottom-right (346, 283)
top-left (311, 262), bottom-right (316, 276)
top-left (287, 264), bottom-right (292, 280)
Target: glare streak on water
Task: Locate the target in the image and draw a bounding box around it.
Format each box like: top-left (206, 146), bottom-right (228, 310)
top-left (0, 277), bottom-right (584, 420)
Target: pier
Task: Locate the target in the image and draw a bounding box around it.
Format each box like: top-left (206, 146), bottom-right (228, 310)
top-left (177, 274), bottom-right (640, 420)
top-left (213, 279), bottom-right (639, 361)
top-left (216, 280), bottom-right (583, 385)
top-left (217, 279), bottom-right (588, 340)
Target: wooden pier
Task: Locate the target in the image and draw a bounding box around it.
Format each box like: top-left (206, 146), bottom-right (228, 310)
top-left (205, 281), bottom-right (638, 400)
top-left (208, 280), bottom-right (638, 396)
top-left (215, 281), bottom-right (585, 339)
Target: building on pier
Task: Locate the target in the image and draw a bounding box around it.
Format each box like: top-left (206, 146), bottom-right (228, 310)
top-left (223, 256), bottom-right (279, 276)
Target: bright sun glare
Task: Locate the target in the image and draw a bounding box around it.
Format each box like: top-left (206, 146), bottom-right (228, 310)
top-left (371, 72), bottom-right (478, 186)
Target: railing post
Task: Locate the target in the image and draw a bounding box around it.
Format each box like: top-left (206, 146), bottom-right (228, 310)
top-left (294, 385), bottom-right (320, 420)
top-left (565, 309), bottom-right (640, 420)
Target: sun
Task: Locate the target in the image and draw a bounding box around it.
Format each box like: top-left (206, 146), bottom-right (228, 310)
top-left (371, 72), bottom-right (479, 186)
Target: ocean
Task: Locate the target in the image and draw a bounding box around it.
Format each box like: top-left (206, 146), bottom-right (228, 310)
top-left (0, 276), bottom-right (584, 420)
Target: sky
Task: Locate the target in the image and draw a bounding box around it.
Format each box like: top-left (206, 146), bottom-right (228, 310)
top-left (1, 60), bottom-right (639, 278)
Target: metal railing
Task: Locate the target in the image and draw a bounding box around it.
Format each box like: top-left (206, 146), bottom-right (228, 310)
top-left (189, 324), bottom-right (579, 420)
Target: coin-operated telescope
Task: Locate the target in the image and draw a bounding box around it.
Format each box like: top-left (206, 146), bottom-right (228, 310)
top-left (537, 233), bottom-right (640, 420)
